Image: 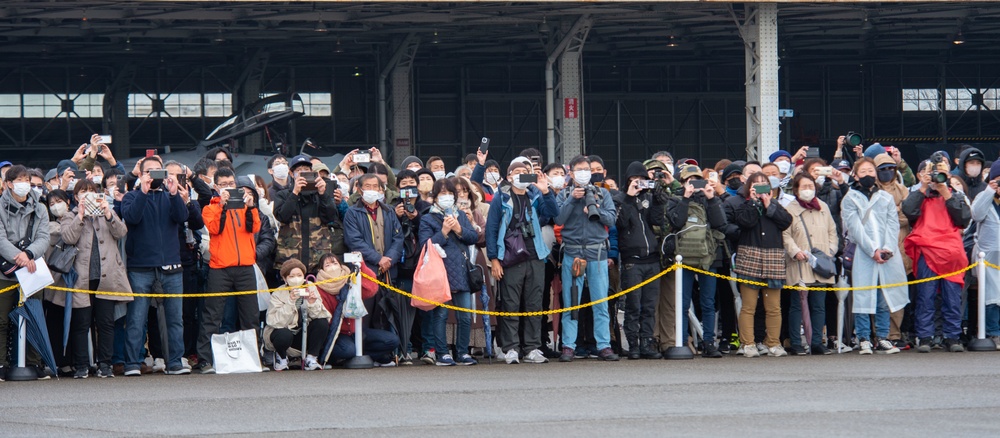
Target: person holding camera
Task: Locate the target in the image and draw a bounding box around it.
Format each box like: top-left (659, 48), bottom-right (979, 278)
top-left (120, 156), bottom-right (189, 376)
top-left (58, 179), bottom-right (132, 378)
top-left (0, 165), bottom-right (51, 375)
top-left (343, 174), bottom-right (404, 280)
top-left (264, 259), bottom-right (331, 371)
top-left (194, 169), bottom-right (261, 374)
top-left (555, 155), bottom-right (619, 362)
top-left (903, 157), bottom-right (971, 353)
top-left (614, 162), bottom-right (666, 359)
top-left (843, 157), bottom-right (909, 355)
top-left (485, 161), bottom-right (557, 364)
top-left (665, 165), bottom-right (728, 358)
top-left (164, 161), bottom-right (206, 365)
top-left (273, 154), bottom-right (345, 274)
top-left (391, 169), bottom-right (430, 364)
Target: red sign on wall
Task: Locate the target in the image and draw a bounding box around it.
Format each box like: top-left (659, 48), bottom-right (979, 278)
top-left (564, 98), bottom-right (578, 119)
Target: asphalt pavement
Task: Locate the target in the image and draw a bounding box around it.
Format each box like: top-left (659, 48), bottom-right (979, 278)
top-left (1, 351), bottom-right (998, 437)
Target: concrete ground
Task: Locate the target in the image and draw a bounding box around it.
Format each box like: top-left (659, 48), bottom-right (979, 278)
top-left (1, 351), bottom-right (998, 437)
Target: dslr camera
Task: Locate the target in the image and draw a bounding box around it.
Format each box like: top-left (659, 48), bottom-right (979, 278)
top-left (583, 173), bottom-right (604, 222)
top-left (400, 187), bottom-right (419, 214)
top-left (930, 152), bottom-right (949, 184)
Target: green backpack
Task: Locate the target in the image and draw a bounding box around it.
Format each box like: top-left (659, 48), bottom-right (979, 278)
top-left (670, 202), bottom-right (720, 269)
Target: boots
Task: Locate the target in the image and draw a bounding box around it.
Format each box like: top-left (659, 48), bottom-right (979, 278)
top-left (627, 338), bottom-right (641, 360)
top-left (702, 341), bottom-right (723, 358)
top-left (640, 338), bottom-right (663, 359)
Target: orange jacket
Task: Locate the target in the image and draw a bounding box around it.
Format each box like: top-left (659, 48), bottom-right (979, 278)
top-left (203, 197), bottom-right (261, 269)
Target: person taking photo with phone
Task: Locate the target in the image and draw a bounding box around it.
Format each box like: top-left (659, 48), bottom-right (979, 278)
top-left (273, 154), bottom-right (345, 274)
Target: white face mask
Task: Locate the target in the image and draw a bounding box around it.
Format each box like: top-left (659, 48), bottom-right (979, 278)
top-left (256, 187), bottom-right (266, 199)
top-left (815, 175), bottom-right (827, 187)
top-left (768, 176), bottom-right (782, 190)
top-left (432, 170), bottom-right (446, 180)
top-left (485, 172), bottom-right (501, 185)
top-left (798, 189), bottom-right (816, 202)
top-left (67, 179), bottom-right (77, 191)
top-left (12, 181), bottom-right (30, 198)
top-left (776, 160), bottom-right (791, 175)
top-left (286, 275), bottom-right (305, 287)
top-left (665, 164), bottom-right (675, 176)
top-left (362, 190), bottom-right (381, 204)
top-left (31, 187), bottom-right (43, 198)
top-left (573, 170), bottom-right (592, 186)
top-left (967, 164), bottom-right (982, 178)
top-left (512, 174), bottom-right (532, 190)
top-left (92, 175), bottom-right (103, 184)
top-left (338, 181), bottom-right (350, 194)
top-left (49, 201), bottom-right (68, 217)
top-left (272, 163), bottom-right (289, 180)
top-left (436, 194), bottom-right (455, 210)
top-left (549, 175), bottom-right (565, 189)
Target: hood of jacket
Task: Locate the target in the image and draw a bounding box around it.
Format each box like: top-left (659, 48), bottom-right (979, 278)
top-left (624, 161), bottom-right (648, 181)
top-left (958, 147), bottom-right (986, 179)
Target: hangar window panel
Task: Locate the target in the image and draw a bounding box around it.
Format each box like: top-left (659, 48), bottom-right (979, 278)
top-left (23, 94), bottom-right (63, 118)
top-left (204, 93), bottom-right (232, 117)
top-left (0, 95), bottom-right (20, 118)
top-left (300, 93), bottom-right (332, 117)
top-left (984, 89), bottom-right (1000, 111)
top-left (73, 94), bottom-right (104, 118)
top-left (902, 89), bottom-right (939, 112)
top-left (163, 94), bottom-right (202, 117)
top-left (129, 94), bottom-right (154, 117)
top-left (945, 89), bottom-right (974, 111)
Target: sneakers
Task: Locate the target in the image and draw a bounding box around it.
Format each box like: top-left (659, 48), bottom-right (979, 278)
top-left (891, 339), bottom-right (911, 351)
top-left (96, 363), bottom-right (114, 378)
top-left (152, 358), bottom-right (166, 373)
top-left (786, 345), bottom-right (808, 356)
top-left (743, 344), bottom-right (759, 358)
top-left (702, 342), bottom-right (722, 359)
top-left (756, 342), bottom-right (769, 356)
top-left (876, 339), bottom-right (900, 355)
top-left (457, 354), bottom-right (478, 366)
top-left (523, 349), bottom-right (549, 364)
top-left (503, 349), bottom-right (520, 365)
top-left (768, 345), bottom-right (788, 357)
top-left (73, 367), bottom-right (89, 379)
top-left (810, 344), bottom-right (831, 355)
top-left (420, 350), bottom-right (436, 365)
top-left (166, 366), bottom-right (191, 375)
top-left (559, 347), bottom-right (574, 362)
top-left (195, 363), bottom-right (216, 374)
top-left (180, 357), bottom-right (192, 370)
top-left (435, 354), bottom-right (457, 366)
top-left (859, 340), bottom-right (874, 355)
top-left (400, 353), bottom-right (414, 366)
top-left (944, 338), bottom-right (965, 353)
top-left (304, 355), bottom-right (323, 370)
top-left (991, 336), bottom-right (1000, 350)
top-left (597, 347), bottom-right (620, 361)
top-left (736, 345), bottom-right (745, 355)
top-left (374, 360), bottom-right (397, 367)
top-left (931, 335), bottom-right (944, 350)
top-left (273, 355), bottom-right (289, 371)
top-left (640, 338), bottom-right (663, 359)
top-left (916, 338), bottom-right (932, 353)
top-left (123, 367), bottom-right (142, 377)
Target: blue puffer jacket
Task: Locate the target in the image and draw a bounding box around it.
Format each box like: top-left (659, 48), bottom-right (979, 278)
top-left (121, 188), bottom-right (189, 268)
top-left (418, 208), bottom-right (478, 292)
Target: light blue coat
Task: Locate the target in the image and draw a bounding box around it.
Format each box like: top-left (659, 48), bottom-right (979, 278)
top-left (970, 191), bottom-right (1000, 306)
top-left (841, 188), bottom-right (909, 314)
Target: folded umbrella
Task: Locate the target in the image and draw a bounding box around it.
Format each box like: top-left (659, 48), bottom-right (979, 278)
top-left (478, 284), bottom-right (492, 361)
top-left (320, 286), bottom-right (349, 366)
top-left (9, 299), bottom-right (58, 375)
top-left (62, 269), bottom-right (78, 355)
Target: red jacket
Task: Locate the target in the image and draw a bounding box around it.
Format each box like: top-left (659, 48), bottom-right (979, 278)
top-left (319, 263), bottom-right (379, 336)
top-left (203, 197), bottom-right (261, 269)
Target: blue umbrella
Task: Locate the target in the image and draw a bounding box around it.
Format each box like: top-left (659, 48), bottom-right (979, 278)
top-left (320, 285), bottom-right (349, 366)
top-left (479, 284), bottom-right (492, 361)
top-left (61, 268), bottom-right (78, 355)
top-left (9, 299), bottom-right (58, 374)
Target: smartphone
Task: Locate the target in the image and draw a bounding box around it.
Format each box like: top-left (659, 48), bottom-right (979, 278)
top-left (638, 180), bottom-right (656, 190)
top-left (176, 174), bottom-right (187, 187)
top-left (690, 179), bottom-right (708, 189)
top-left (529, 156), bottom-right (542, 172)
top-left (754, 184), bottom-right (772, 195)
top-left (457, 200), bottom-right (471, 210)
top-left (95, 193), bottom-right (105, 202)
top-left (225, 188), bottom-right (245, 209)
top-left (74, 170), bottom-right (87, 180)
top-left (146, 149), bottom-right (156, 158)
top-left (344, 251), bottom-right (364, 264)
top-left (517, 174), bottom-right (538, 184)
top-left (98, 135), bottom-right (112, 144)
top-left (590, 173), bottom-right (605, 184)
top-left (884, 146), bottom-right (896, 155)
top-left (148, 169), bottom-right (168, 180)
top-left (479, 137), bottom-right (490, 153)
top-left (401, 187), bottom-right (418, 199)
top-left (301, 171), bottom-right (318, 191)
top-left (806, 147), bottom-right (820, 158)
top-left (816, 166), bottom-right (833, 177)
top-left (354, 152), bottom-right (370, 163)
top-left (708, 171), bottom-right (719, 182)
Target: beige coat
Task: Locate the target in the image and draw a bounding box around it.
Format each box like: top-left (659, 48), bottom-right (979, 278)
top-left (54, 209), bottom-right (133, 308)
top-left (782, 200), bottom-right (838, 285)
top-left (262, 284), bottom-right (332, 353)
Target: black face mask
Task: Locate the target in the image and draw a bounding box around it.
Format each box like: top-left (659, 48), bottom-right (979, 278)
top-left (149, 178), bottom-right (164, 191)
top-left (877, 170), bottom-right (896, 183)
top-left (858, 175), bottom-right (876, 189)
top-left (726, 178), bottom-right (742, 190)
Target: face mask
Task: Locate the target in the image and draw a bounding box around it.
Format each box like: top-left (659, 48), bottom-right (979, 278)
top-left (512, 175), bottom-right (532, 190)
top-left (573, 170), bottom-right (592, 186)
top-left (377, 192), bottom-right (385, 202)
top-left (31, 187), bottom-right (43, 197)
top-left (485, 172), bottom-right (501, 185)
top-left (49, 202), bottom-right (68, 217)
top-left (256, 188), bottom-right (266, 199)
top-left (338, 181), bottom-right (350, 194)
top-left (433, 170), bottom-right (446, 180)
top-left (768, 176), bottom-right (781, 189)
top-left (859, 175), bottom-right (876, 189)
top-left (877, 169), bottom-right (895, 183)
top-left (436, 194), bottom-right (455, 210)
top-left (951, 184), bottom-right (964, 194)
top-left (665, 164), bottom-right (675, 176)
top-left (362, 190), bottom-right (381, 204)
top-left (549, 175), bottom-right (565, 189)
top-left (285, 275), bottom-right (304, 287)
top-left (91, 175), bottom-right (103, 185)
top-left (418, 180), bottom-right (434, 194)
top-left (12, 181), bottom-right (30, 198)
top-left (67, 180), bottom-right (77, 191)
top-left (967, 164), bottom-right (982, 178)
top-left (726, 178), bottom-right (742, 190)
top-left (815, 175), bottom-right (827, 186)
top-left (776, 161), bottom-right (791, 175)
top-left (798, 189), bottom-right (816, 202)
top-left (272, 163), bottom-right (289, 180)
top-left (406, 165), bottom-right (422, 172)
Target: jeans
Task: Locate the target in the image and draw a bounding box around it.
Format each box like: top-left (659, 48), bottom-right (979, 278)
top-left (449, 291), bottom-right (472, 357)
top-left (855, 289), bottom-right (890, 341)
top-left (561, 254), bottom-right (611, 351)
top-left (789, 289), bottom-right (826, 347)
top-left (420, 308), bottom-right (437, 354)
top-left (622, 261), bottom-right (660, 342)
top-left (987, 304), bottom-right (1000, 337)
top-left (683, 270), bottom-right (717, 344)
top-left (126, 269), bottom-right (185, 371)
top-left (331, 327), bottom-right (399, 364)
top-left (915, 256), bottom-right (962, 339)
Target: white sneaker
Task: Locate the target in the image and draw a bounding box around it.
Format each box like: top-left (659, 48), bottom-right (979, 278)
top-left (876, 339), bottom-right (900, 355)
top-left (523, 349), bottom-right (549, 364)
top-left (743, 344), bottom-right (760, 358)
top-left (144, 356), bottom-right (154, 368)
top-left (273, 355), bottom-right (289, 371)
top-left (504, 349), bottom-right (520, 364)
top-left (859, 340), bottom-right (874, 355)
top-left (835, 341), bottom-right (854, 353)
top-left (180, 357), bottom-right (192, 370)
top-left (756, 342), bottom-right (769, 356)
top-left (768, 345), bottom-right (788, 357)
top-left (304, 355), bottom-right (322, 370)
top-left (152, 358), bottom-right (166, 373)
top-left (736, 345), bottom-right (745, 355)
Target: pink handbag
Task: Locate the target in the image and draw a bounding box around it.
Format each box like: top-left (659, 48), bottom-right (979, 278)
top-left (411, 239), bottom-right (451, 311)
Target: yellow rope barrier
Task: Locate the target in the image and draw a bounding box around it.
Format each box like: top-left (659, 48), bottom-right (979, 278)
top-left (0, 273), bottom-right (354, 299)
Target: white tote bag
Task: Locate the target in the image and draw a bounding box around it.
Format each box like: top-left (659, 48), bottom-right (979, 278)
top-left (253, 264), bottom-right (271, 312)
top-left (211, 329), bottom-right (263, 374)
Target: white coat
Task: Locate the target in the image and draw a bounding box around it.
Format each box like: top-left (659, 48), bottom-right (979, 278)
top-left (841, 188), bottom-right (909, 314)
top-left (970, 191), bottom-right (1000, 305)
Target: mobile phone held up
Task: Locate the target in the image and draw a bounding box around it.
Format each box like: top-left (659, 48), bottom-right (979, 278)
top-left (479, 137), bottom-right (490, 154)
top-left (805, 147), bottom-right (820, 158)
top-left (225, 188), bottom-right (245, 209)
top-left (754, 184), bottom-right (772, 195)
top-left (690, 179), bottom-right (708, 190)
top-left (300, 171), bottom-right (318, 191)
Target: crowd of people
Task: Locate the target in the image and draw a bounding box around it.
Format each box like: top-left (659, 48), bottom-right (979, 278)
top-left (1, 133), bottom-right (998, 380)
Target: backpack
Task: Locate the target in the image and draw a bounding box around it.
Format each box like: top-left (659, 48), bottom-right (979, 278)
top-left (663, 202), bottom-right (719, 269)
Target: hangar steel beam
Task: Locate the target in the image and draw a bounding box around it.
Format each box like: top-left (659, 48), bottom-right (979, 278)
top-left (378, 33), bottom-right (419, 167)
top-left (546, 15), bottom-right (592, 163)
top-left (732, 3), bottom-right (779, 162)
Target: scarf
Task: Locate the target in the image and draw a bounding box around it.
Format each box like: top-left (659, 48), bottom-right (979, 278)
top-left (315, 264), bottom-right (352, 295)
top-left (725, 186), bottom-right (739, 197)
top-left (797, 197), bottom-right (821, 211)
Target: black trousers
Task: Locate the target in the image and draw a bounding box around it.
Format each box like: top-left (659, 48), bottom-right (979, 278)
top-left (182, 264), bottom-right (204, 357)
top-left (197, 266), bottom-right (259, 364)
top-left (270, 319), bottom-right (330, 358)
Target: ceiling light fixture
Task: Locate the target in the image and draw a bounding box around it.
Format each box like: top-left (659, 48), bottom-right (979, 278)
top-left (124, 36), bottom-right (132, 51)
top-left (353, 66), bottom-right (363, 77)
top-left (334, 38), bottom-right (344, 53)
top-left (953, 31), bottom-right (965, 45)
top-left (666, 35), bottom-right (678, 48)
top-left (213, 28), bottom-right (226, 43)
top-left (432, 31), bottom-right (440, 44)
top-left (315, 12), bottom-right (328, 33)
top-left (539, 17), bottom-right (550, 34)
top-left (80, 10), bottom-right (90, 30)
